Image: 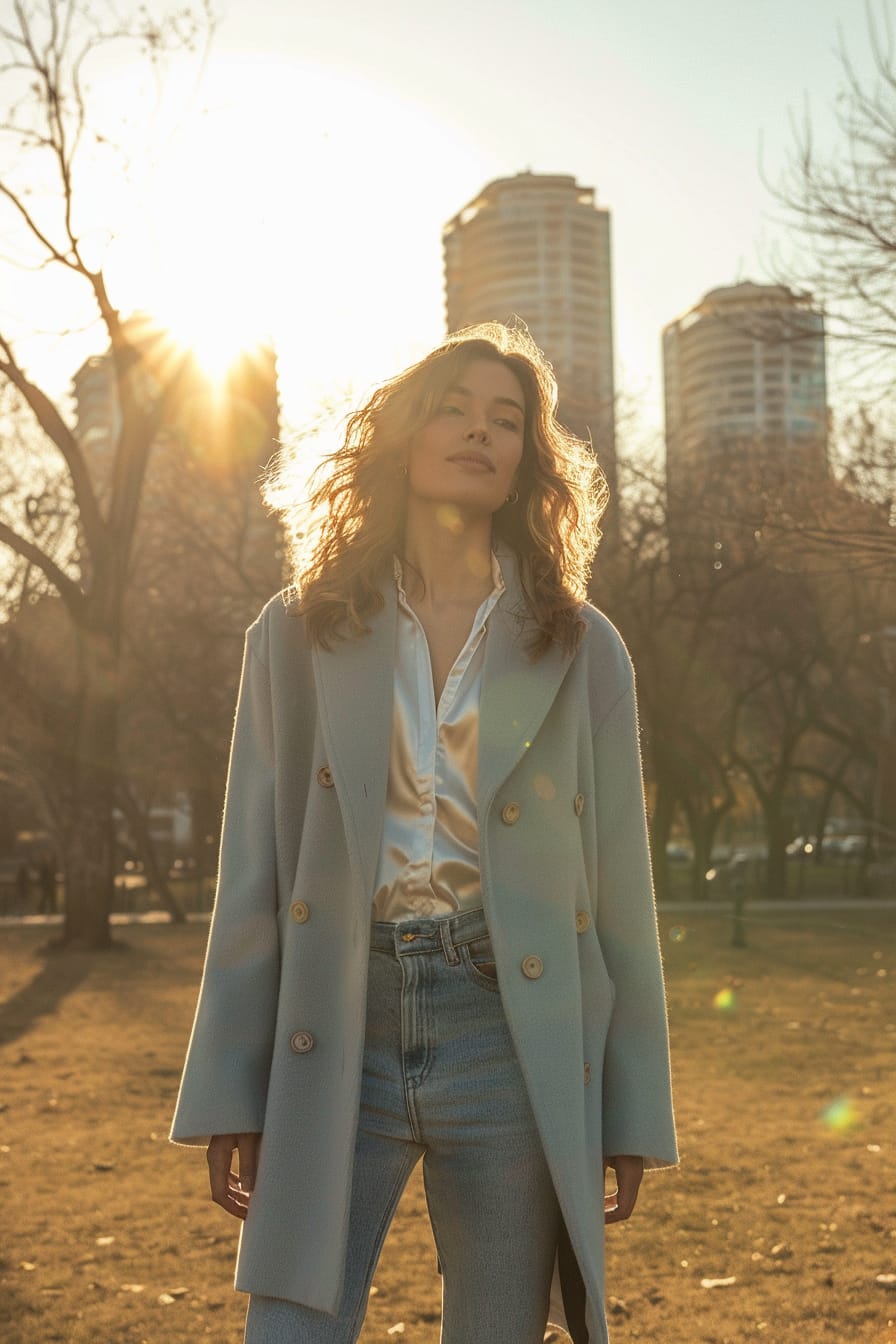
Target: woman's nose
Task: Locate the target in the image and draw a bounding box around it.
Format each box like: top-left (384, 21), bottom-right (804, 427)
top-left (464, 411), bottom-right (489, 441)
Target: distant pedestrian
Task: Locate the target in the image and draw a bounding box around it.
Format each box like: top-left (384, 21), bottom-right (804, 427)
top-left (172, 322), bottom-right (678, 1344)
top-left (14, 862), bottom-right (30, 912)
top-left (37, 859), bottom-right (56, 915)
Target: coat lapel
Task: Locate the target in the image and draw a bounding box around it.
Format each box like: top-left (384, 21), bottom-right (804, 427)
top-left (478, 548), bottom-right (575, 817)
top-left (312, 585), bottom-right (397, 907)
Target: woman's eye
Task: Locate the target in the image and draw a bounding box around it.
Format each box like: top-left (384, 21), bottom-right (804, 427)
top-left (497, 418), bottom-right (522, 432)
top-left (439, 403), bottom-right (463, 415)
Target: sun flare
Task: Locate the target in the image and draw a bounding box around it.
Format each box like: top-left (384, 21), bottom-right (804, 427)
top-left (97, 54), bottom-right (463, 419)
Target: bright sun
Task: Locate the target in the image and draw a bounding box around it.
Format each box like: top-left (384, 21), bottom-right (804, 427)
top-left (98, 54), bottom-right (459, 421)
top-left (104, 68), bottom-right (280, 381)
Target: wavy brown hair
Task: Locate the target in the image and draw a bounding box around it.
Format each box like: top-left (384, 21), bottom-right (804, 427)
top-left (265, 322), bottom-right (609, 658)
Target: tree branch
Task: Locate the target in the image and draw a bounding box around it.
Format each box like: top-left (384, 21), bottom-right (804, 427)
top-left (0, 518), bottom-right (82, 615)
top-left (0, 334), bottom-right (105, 553)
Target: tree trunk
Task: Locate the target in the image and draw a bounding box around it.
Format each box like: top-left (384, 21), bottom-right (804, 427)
top-left (763, 801), bottom-right (791, 900)
top-left (650, 778), bottom-right (676, 903)
top-left (692, 821), bottom-right (714, 900)
top-left (117, 784), bottom-right (186, 923)
top-left (60, 623), bottom-right (119, 948)
top-left (190, 785), bottom-right (219, 912)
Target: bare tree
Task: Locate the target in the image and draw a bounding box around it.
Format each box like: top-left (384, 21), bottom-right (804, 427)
top-left (765, 0), bottom-right (896, 395)
top-left (603, 444), bottom-right (892, 900)
top-left (0, 1), bottom-right (214, 947)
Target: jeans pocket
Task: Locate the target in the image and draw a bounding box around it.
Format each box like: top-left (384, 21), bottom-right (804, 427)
top-left (460, 936), bottom-right (500, 991)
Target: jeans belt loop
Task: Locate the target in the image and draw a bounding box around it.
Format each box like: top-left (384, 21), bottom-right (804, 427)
top-left (440, 918), bottom-right (460, 966)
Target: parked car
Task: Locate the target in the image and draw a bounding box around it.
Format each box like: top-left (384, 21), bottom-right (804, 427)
top-left (786, 835), bottom-right (818, 859)
top-left (664, 843), bottom-right (694, 864)
top-left (168, 857), bottom-right (197, 879)
top-left (824, 834), bottom-right (867, 858)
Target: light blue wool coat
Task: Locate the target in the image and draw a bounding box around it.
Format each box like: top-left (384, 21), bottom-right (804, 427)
top-left (170, 549), bottom-right (678, 1344)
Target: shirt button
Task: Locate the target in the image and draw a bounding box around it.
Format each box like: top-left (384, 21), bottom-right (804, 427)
top-left (521, 954), bottom-right (544, 979)
top-left (583, 1062), bottom-right (592, 1085)
top-left (574, 792), bottom-right (585, 817)
top-left (290, 1030), bottom-right (315, 1054)
top-left (290, 900), bottom-right (310, 924)
top-left (575, 911), bottom-right (591, 934)
top-left (501, 802), bottom-right (521, 826)
top-left (317, 765), bottom-right (335, 789)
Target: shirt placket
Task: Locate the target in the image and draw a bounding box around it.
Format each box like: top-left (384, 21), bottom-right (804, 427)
top-left (388, 557), bottom-right (505, 916)
top-left (399, 599), bottom-right (486, 911)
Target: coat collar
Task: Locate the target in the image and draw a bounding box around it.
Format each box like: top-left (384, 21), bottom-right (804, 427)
top-left (312, 542), bottom-right (574, 905)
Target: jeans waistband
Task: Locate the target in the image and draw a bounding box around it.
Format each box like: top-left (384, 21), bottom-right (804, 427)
top-left (370, 906), bottom-right (490, 964)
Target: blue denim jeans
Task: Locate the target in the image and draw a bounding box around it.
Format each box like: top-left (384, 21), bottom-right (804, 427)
top-left (244, 907), bottom-right (561, 1343)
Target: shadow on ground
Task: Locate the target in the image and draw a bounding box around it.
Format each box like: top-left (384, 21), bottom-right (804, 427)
top-left (0, 950), bottom-right (93, 1048)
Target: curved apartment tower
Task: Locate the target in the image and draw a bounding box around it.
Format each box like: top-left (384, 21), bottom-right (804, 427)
top-left (662, 281), bottom-right (828, 506)
top-left (443, 172), bottom-right (617, 501)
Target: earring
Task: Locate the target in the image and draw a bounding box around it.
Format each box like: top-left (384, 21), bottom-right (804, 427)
top-left (397, 461), bottom-right (408, 478)
top-left (505, 488), bottom-right (520, 505)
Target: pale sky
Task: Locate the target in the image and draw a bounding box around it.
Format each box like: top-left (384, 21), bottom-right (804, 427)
top-left (0, 0), bottom-right (887, 443)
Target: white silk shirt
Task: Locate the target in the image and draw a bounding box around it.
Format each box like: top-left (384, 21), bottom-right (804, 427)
top-left (370, 553), bottom-right (505, 923)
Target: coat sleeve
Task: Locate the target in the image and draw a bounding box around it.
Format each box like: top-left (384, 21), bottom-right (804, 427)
top-left (592, 679), bottom-right (678, 1170)
top-left (169, 625), bottom-right (281, 1147)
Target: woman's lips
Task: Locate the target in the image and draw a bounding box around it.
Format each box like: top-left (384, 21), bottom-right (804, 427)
top-left (446, 452), bottom-right (495, 472)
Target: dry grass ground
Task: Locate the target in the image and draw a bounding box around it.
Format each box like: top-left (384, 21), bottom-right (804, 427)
top-left (1, 908), bottom-right (894, 1344)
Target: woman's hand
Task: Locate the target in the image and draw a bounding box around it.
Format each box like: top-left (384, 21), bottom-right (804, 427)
top-left (603, 1154), bottom-right (644, 1224)
top-left (207, 1133), bottom-right (261, 1220)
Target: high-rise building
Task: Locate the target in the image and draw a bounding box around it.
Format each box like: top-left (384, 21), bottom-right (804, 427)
top-left (443, 172), bottom-right (617, 498)
top-left (662, 281), bottom-right (828, 509)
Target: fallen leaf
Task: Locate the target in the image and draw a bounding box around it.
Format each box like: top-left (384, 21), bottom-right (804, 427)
top-left (876, 1274), bottom-right (896, 1289)
top-left (701, 1276), bottom-right (737, 1289)
top-left (165, 1287), bottom-right (189, 1298)
top-left (20, 1261), bottom-right (36, 1271)
top-left (96, 1236), bottom-right (115, 1246)
top-left (387, 1325), bottom-right (405, 1335)
top-left (120, 1284), bottom-right (144, 1294)
top-left (158, 1293), bottom-right (176, 1305)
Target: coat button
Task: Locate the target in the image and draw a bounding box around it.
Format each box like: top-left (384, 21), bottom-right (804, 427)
top-left (584, 1062), bottom-right (592, 1085)
top-left (574, 792), bottom-right (585, 817)
top-left (521, 954), bottom-right (544, 979)
top-left (575, 911), bottom-right (591, 934)
top-left (501, 802), bottom-right (521, 825)
top-left (317, 765), bottom-right (335, 789)
top-left (290, 900), bottom-right (310, 924)
top-left (290, 1030), bottom-right (315, 1054)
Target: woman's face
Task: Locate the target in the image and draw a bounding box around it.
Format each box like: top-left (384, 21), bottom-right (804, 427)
top-left (404, 358), bottom-right (526, 520)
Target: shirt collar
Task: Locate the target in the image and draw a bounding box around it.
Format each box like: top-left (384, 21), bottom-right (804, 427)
top-left (393, 551), bottom-right (505, 605)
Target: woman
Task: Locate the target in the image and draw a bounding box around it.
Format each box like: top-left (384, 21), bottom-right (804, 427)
top-left (170, 322), bottom-right (678, 1344)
